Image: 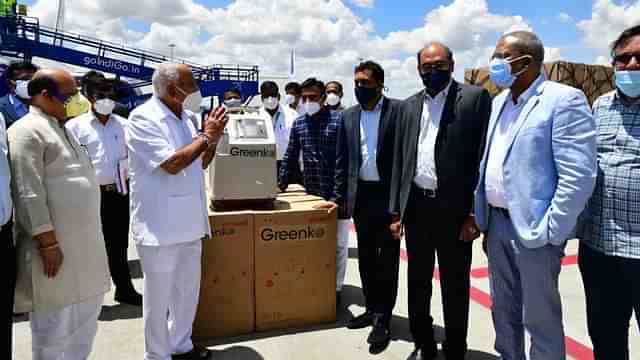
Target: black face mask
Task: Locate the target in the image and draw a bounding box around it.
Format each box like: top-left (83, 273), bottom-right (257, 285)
top-left (354, 85), bottom-right (379, 107)
top-left (421, 69), bottom-right (451, 93)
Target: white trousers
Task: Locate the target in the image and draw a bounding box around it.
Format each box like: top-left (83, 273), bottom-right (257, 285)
top-left (137, 240), bottom-right (202, 360)
top-left (30, 294), bottom-right (104, 360)
top-left (336, 219), bottom-right (351, 291)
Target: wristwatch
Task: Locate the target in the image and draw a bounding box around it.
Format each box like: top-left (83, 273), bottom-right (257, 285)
top-left (197, 133), bottom-right (212, 146)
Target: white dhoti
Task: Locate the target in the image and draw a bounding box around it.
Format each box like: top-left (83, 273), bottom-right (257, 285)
top-left (336, 219), bottom-right (351, 291)
top-left (30, 294), bottom-right (104, 360)
top-left (137, 240), bottom-right (202, 360)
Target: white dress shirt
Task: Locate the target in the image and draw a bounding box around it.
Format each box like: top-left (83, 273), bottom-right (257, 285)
top-left (0, 113), bottom-right (12, 226)
top-left (260, 105), bottom-right (297, 161)
top-left (413, 81), bottom-right (452, 190)
top-left (66, 112), bottom-right (128, 185)
top-left (359, 96), bottom-right (384, 181)
top-left (485, 75), bottom-right (545, 209)
top-left (126, 97), bottom-right (211, 247)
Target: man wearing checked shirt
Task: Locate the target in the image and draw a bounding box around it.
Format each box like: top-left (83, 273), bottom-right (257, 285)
top-left (577, 25), bottom-right (640, 360)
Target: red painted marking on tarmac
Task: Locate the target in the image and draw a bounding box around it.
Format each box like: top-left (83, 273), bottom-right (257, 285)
top-left (395, 250), bottom-right (594, 360)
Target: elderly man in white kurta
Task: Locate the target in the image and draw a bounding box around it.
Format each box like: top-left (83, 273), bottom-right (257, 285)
top-left (9, 69), bottom-right (110, 360)
top-left (127, 63), bottom-right (227, 360)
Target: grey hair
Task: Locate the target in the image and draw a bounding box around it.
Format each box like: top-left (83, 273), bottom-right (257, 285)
top-left (152, 63), bottom-right (181, 97)
top-left (501, 31), bottom-right (545, 63)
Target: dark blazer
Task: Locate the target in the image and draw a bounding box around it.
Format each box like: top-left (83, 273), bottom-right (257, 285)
top-left (333, 96), bottom-right (402, 219)
top-left (389, 81), bottom-right (491, 221)
top-left (0, 94), bottom-right (22, 127)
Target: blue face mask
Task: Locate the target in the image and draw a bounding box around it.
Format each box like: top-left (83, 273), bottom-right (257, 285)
top-left (615, 70), bottom-right (640, 98)
top-left (489, 55), bottom-right (531, 88)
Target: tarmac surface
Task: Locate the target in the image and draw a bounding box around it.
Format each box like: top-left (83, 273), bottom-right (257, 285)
top-left (13, 225), bottom-right (640, 360)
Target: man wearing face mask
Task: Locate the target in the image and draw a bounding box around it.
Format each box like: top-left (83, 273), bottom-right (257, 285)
top-left (0, 61), bottom-right (38, 128)
top-left (127, 63), bottom-right (227, 360)
top-left (474, 31), bottom-right (596, 360)
top-left (8, 68), bottom-right (110, 360)
top-left (576, 25), bottom-right (640, 360)
top-left (318, 61), bottom-right (402, 354)
top-left (389, 42), bottom-right (491, 360)
top-left (66, 77), bottom-right (142, 307)
top-left (258, 81), bottom-right (298, 173)
top-left (326, 80), bottom-right (345, 113)
top-left (284, 81), bottom-right (302, 114)
top-left (222, 87), bottom-right (242, 108)
top-left (279, 78), bottom-right (346, 294)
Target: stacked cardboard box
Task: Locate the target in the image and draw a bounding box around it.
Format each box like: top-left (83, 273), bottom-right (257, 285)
top-left (193, 189), bottom-right (337, 339)
top-left (464, 61), bottom-right (615, 105)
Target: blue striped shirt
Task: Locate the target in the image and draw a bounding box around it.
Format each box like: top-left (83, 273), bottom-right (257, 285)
top-left (579, 90), bottom-right (640, 259)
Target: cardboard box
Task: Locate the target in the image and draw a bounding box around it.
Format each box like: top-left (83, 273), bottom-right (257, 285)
top-left (193, 212), bottom-right (255, 339)
top-left (253, 198), bottom-right (337, 331)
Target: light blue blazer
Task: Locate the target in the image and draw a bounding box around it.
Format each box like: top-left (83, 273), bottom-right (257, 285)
top-left (474, 79), bottom-right (597, 249)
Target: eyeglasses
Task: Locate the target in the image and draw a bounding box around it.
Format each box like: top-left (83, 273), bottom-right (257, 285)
top-left (419, 62), bottom-right (450, 72)
top-left (613, 52), bottom-right (640, 65)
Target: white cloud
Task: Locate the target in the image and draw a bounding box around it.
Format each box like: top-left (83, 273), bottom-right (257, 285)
top-left (557, 12), bottom-right (573, 23)
top-left (578, 0), bottom-right (640, 59)
top-left (27, 0), bottom-right (541, 103)
top-left (350, 0), bottom-right (374, 8)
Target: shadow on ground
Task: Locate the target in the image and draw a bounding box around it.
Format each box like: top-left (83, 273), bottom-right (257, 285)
top-left (99, 303), bottom-right (142, 321)
top-left (209, 346), bottom-right (265, 360)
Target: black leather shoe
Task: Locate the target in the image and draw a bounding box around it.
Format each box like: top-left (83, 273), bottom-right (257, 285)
top-left (367, 315), bottom-right (391, 354)
top-left (114, 290), bottom-right (143, 306)
top-left (172, 345), bottom-right (212, 359)
top-left (407, 346), bottom-right (438, 360)
top-left (347, 310), bottom-right (374, 329)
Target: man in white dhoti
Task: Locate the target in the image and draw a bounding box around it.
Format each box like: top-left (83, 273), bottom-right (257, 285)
top-left (127, 63), bottom-right (227, 360)
top-left (8, 68), bottom-right (110, 360)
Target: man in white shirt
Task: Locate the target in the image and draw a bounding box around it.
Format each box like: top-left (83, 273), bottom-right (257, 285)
top-left (66, 76), bottom-right (142, 306)
top-left (389, 43), bottom-right (491, 360)
top-left (258, 81), bottom-right (298, 176)
top-left (127, 63), bottom-right (227, 360)
top-left (0, 112), bottom-right (14, 359)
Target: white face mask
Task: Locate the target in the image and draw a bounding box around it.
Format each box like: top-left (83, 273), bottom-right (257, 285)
top-left (178, 87), bottom-right (203, 113)
top-left (326, 93), bottom-right (341, 107)
top-left (303, 100), bottom-right (321, 116)
top-left (94, 98), bottom-right (116, 116)
top-left (283, 94), bottom-right (296, 106)
top-left (262, 96), bottom-right (279, 110)
top-left (223, 98), bottom-right (242, 108)
top-left (15, 80), bottom-right (30, 99)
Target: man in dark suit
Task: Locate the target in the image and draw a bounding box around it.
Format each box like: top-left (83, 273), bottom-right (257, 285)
top-left (319, 60), bottom-right (402, 354)
top-left (389, 42), bottom-right (491, 360)
top-left (0, 61), bottom-right (38, 128)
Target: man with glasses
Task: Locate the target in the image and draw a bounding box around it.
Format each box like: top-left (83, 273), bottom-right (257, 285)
top-left (8, 68), bottom-right (110, 359)
top-left (389, 42), bottom-right (491, 360)
top-left (474, 31), bottom-right (597, 360)
top-left (278, 78), bottom-right (347, 296)
top-left (577, 25), bottom-right (640, 360)
top-left (127, 63), bottom-right (227, 360)
top-left (66, 76), bottom-right (142, 307)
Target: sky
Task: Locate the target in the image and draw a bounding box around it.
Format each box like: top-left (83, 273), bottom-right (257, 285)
top-left (18, 0), bottom-right (640, 104)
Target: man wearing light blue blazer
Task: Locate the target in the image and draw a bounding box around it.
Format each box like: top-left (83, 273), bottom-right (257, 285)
top-left (474, 31), bottom-right (597, 360)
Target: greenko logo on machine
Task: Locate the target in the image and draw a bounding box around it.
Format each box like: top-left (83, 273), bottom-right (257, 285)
top-left (260, 225), bottom-right (326, 242)
top-left (230, 147), bottom-right (276, 158)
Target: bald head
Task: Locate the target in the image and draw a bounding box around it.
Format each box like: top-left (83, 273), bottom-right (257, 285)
top-left (152, 63), bottom-right (196, 98)
top-left (28, 68), bottom-right (78, 122)
top-left (417, 42), bottom-right (454, 67)
top-left (498, 31), bottom-right (545, 64)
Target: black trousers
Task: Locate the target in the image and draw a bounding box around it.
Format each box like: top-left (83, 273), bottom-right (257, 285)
top-left (100, 188), bottom-right (135, 294)
top-left (579, 243), bottom-right (640, 360)
top-left (353, 181), bottom-right (400, 325)
top-left (404, 186), bottom-right (472, 358)
top-left (2, 220), bottom-right (14, 360)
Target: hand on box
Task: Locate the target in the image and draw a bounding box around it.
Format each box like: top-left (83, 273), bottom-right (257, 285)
top-left (313, 201), bottom-right (338, 213)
